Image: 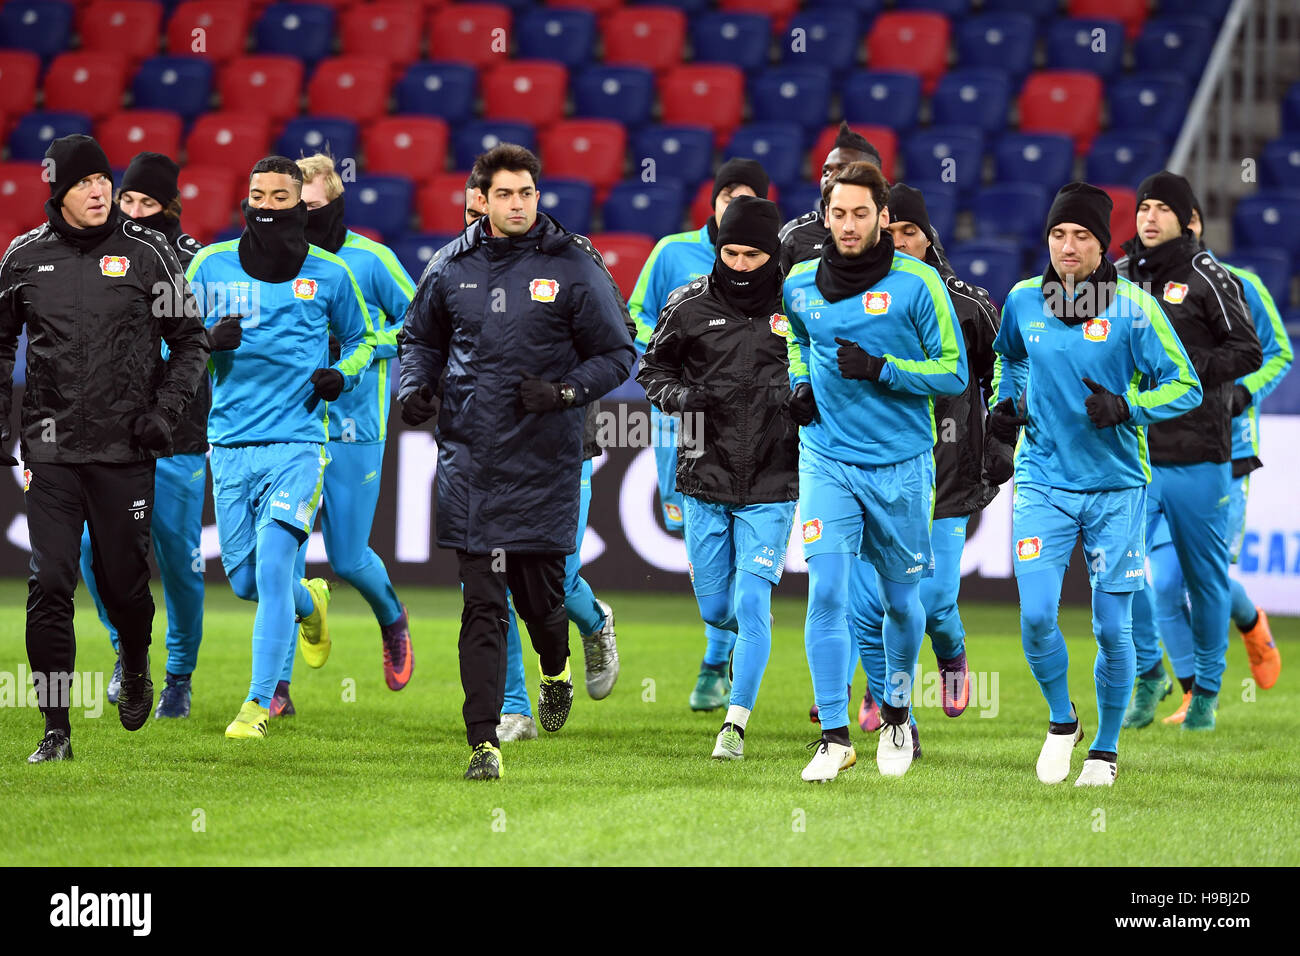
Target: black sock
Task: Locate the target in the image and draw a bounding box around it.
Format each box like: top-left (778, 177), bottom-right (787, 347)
top-left (721, 722), bottom-right (745, 739)
top-left (1141, 664), bottom-right (1165, 680)
top-left (1177, 675), bottom-right (1194, 694)
top-left (167, 671), bottom-right (192, 683)
top-left (1086, 749), bottom-right (1117, 763)
top-left (1191, 683), bottom-right (1216, 698)
top-left (1049, 703), bottom-right (1079, 734)
top-left (45, 711), bottom-right (71, 736)
top-left (822, 725), bottom-right (851, 747)
top-left (880, 701), bottom-right (909, 726)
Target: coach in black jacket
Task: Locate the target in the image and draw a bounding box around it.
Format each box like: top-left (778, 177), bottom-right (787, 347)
top-left (398, 144), bottom-right (634, 779)
top-left (1115, 171), bottom-right (1261, 721)
top-left (0, 135), bottom-right (208, 762)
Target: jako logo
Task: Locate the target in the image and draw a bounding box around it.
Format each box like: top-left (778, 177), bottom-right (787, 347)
top-left (49, 886), bottom-right (151, 936)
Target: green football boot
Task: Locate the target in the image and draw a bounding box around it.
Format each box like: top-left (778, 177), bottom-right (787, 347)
top-left (1181, 691), bottom-right (1218, 732)
top-left (689, 661), bottom-right (730, 711)
top-left (1122, 671), bottom-right (1172, 728)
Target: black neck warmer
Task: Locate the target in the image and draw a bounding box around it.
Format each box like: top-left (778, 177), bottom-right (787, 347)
top-left (305, 196), bottom-right (347, 254)
top-left (46, 200), bottom-right (119, 252)
top-left (239, 199), bottom-right (309, 283)
top-left (705, 215), bottom-right (719, 247)
top-left (713, 257), bottom-right (782, 316)
top-left (131, 210), bottom-right (179, 242)
top-left (815, 231), bottom-right (894, 303)
top-left (1123, 232), bottom-right (1198, 286)
top-left (1042, 256), bottom-right (1118, 325)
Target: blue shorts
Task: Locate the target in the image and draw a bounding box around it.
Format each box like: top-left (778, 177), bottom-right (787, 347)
top-left (1149, 511), bottom-right (1172, 549)
top-left (798, 444), bottom-right (934, 583)
top-left (211, 442), bottom-right (328, 576)
top-left (1226, 473), bottom-right (1248, 563)
top-left (1011, 482), bottom-right (1147, 592)
top-left (684, 497), bottom-right (796, 592)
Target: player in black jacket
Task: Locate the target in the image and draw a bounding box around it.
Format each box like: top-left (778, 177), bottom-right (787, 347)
top-left (1115, 171), bottom-right (1261, 730)
top-left (639, 196), bottom-right (799, 761)
top-left (0, 135), bottom-right (209, 762)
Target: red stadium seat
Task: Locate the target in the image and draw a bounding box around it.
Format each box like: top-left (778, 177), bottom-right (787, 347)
top-left (79, 1), bottom-right (163, 64)
top-left (1099, 184), bottom-right (1136, 259)
top-left (218, 55), bottom-right (303, 121)
top-left (96, 110), bottom-right (184, 167)
top-left (428, 4), bottom-right (512, 70)
top-left (808, 123), bottom-right (897, 183)
top-left (178, 164), bottom-right (239, 243)
top-left (1069, 0), bottom-right (1146, 41)
top-left (539, 120), bottom-right (626, 200)
top-left (418, 170), bottom-right (473, 233)
top-left (0, 218), bottom-right (28, 247)
top-left (341, 2), bottom-right (422, 69)
top-left (602, 7), bottom-right (685, 74)
top-left (43, 52), bottom-right (130, 120)
top-left (1018, 70), bottom-right (1103, 155)
top-left (865, 12), bottom-right (950, 96)
top-left (0, 162), bottom-right (49, 230)
top-left (306, 57), bottom-right (391, 124)
top-left (184, 112), bottom-right (273, 175)
top-left (719, 0), bottom-right (799, 34)
top-left (481, 61), bottom-right (568, 126)
top-left (0, 52), bottom-right (40, 118)
top-left (364, 116), bottom-right (449, 179)
top-left (166, 1), bottom-right (253, 63)
top-left (545, 0), bottom-right (621, 16)
top-left (587, 232), bottom-right (656, 299)
top-left (659, 65), bottom-right (745, 147)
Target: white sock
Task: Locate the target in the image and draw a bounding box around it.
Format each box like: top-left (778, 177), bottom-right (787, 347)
top-left (725, 705), bottom-right (751, 730)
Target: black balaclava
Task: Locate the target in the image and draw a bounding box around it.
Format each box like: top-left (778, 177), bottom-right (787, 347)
top-left (239, 199), bottom-right (309, 283)
top-left (305, 194), bottom-right (347, 253)
top-left (712, 195), bottom-right (782, 315)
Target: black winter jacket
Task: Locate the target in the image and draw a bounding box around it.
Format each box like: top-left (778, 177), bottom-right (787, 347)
top-left (1117, 234), bottom-right (1261, 465)
top-left (398, 213), bottom-right (635, 553)
top-left (637, 274), bottom-right (799, 506)
top-left (151, 217), bottom-right (209, 456)
top-left (0, 206), bottom-right (208, 464)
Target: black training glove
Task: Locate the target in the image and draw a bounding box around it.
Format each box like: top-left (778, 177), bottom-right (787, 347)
top-left (987, 398), bottom-right (1029, 443)
top-left (400, 383), bottom-right (439, 426)
top-left (329, 334), bottom-right (341, 364)
top-left (788, 382), bottom-right (818, 426)
top-left (679, 388), bottom-right (712, 413)
top-left (1229, 384), bottom-right (1252, 417)
top-left (520, 375), bottom-right (568, 413)
top-left (133, 410), bottom-right (172, 453)
top-left (0, 420), bottom-right (17, 466)
top-left (1082, 377), bottom-right (1130, 429)
top-left (984, 444), bottom-right (1014, 485)
top-left (834, 337), bottom-right (886, 381)
top-left (305, 368), bottom-right (345, 413)
top-left (207, 314), bottom-right (243, 352)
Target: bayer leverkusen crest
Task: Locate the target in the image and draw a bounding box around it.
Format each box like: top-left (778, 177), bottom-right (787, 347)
top-left (1163, 281), bottom-right (1189, 304)
top-left (530, 278), bottom-right (560, 302)
top-left (1082, 318), bottom-right (1110, 342)
top-left (862, 290), bottom-right (891, 315)
top-left (293, 278), bottom-right (318, 300)
top-left (99, 256), bottom-right (129, 277)
top-left (769, 313), bottom-right (790, 336)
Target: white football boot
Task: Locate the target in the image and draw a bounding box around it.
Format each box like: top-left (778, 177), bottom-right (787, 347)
top-left (801, 737), bottom-right (856, 782)
top-left (876, 719), bottom-right (914, 777)
top-left (1075, 758), bottom-right (1117, 787)
top-left (1036, 718), bottom-right (1085, 784)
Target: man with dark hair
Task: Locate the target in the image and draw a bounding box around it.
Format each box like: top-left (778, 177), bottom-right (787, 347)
top-left (0, 134), bottom-right (209, 761)
top-left (784, 161), bottom-right (967, 781)
top-left (398, 143), bottom-right (635, 780)
top-left (1114, 171), bottom-right (1261, 732)
top-left (464, 174), bottom-right (485, 226)
top-left (185, 155), bottom-right (376, 740)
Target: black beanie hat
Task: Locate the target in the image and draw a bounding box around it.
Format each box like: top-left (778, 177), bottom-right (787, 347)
top-left (45, 134), bottom-right (112, 204)
top-left (119, 151), bottom-right (180, 207)
top-left (716, 194), bottom-right (781, 257)
top-left (1136, 170), bottom-right (1195, 230)
top-left (887, 183), bottom-right (933, 242)
top-left (1044, 181), bottom-right (1113, 250)
top-left (712, 157), bottom-right (770, 206)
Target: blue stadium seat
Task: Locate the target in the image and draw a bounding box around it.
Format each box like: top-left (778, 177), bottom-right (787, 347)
top-left (392, 233), bottom-right (458, 281)
top-left (453, 121), bottom-right (537, 170)
top-left (572, 66), bottom-right (656, 129)
top-left (395, 63), bottom-right (478, 126)
top-left (898, 179), bottom-right (957, 241)
top-left (725, 123), bottom-right (804, 188)
top-left (750, 67), bottom-right (832, 140)
top-left (1135, 17), bottom-right (1214, 76)
top-left (1168, 0), bottom-right (1230, 24)
top-left (842, 71), bottom-right (921, 133)
top-left (1223, 247), bottom-right (1292, 312)
top-left (255, 4), bottom-right (336, 66)
top-left (993, 133), bottom-right (1074, 191)
top-left (944, 239), bottom-right (1022, 305)
top-left (780, 9), bottom-right (860, 75)
top-left (1085, 130), bottom-right (1169, 189)
top-left (982, 0), bottom-right (1058, 22)
top-left (1045, 18), bottom-right (1125, 79)
top-left (804, 0), bottom-right (882, 20)
top-left (691, 13), bottom-right (772, 73)
top-left (956, 13), bottom-right (1036, 81)
top-left (516, 8), bottom-right (596, 70)
top-left (8, 111), bottom-right (91, 161)
top-left (0, 0), bottom-right (72, 62)
top-left (346, 175), bottom-right (415, 239)
top-left (1285, 81), bottom-right (1300, 135)
top-left (1259, 136), bottom-right (1300, 191)
top-left (896, 0), bottom-right (971, 15)
top-left (932, 69), bottom-right (1012, 135)
top-left (779, 182), bottom-right (821, 222)
top-left (1108, 73), bottom-right (1191, 139)
top-left (538, 179), bottom-right (595, 234)
top-left (130, 56), bottom-right (214, 122)
top-left (971, 183), bottom-right (1051, 245)
top-left (1233, 192), bottom-right (1300, 259)
top-left (632, 126), bottom-right (714, 187)
top-left (277, 116), bottom-right (359, 165)
top-left (603, 180), bottom-right (689, 238)
top-left (633, 0), bottom-right (710, 14)
top-left (901, 127), bottom-right (985, 198)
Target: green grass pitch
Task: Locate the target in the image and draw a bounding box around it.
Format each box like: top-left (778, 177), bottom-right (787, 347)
top-left (0, 579), bottom-right (1295, 866)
